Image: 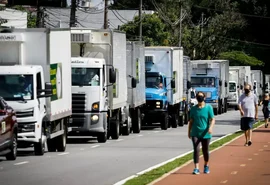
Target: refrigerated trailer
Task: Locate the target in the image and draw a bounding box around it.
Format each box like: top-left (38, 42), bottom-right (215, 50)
top-left (0, 28), bottom-right (72, 155)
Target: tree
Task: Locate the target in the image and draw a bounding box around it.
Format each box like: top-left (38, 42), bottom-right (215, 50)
top-left (218, 51), bottom-right (264, 66)
top-left (0, 6), bottom-right (7, 26)
top-left (120, 13), bottom-right (170, 46)
top-left (10, 5), bottom-right (36, 28)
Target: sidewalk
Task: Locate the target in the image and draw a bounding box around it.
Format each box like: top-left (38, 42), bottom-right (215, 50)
top-left (152, 125), bottom-right (270, 185)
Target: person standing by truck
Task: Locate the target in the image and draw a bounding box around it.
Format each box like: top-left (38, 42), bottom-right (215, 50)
top-left (259, 93), bottom-right (269, 128)
top-left (238, 84), bottom-right (258, 146)
top-left (188, 91), bottom-right (215, 175)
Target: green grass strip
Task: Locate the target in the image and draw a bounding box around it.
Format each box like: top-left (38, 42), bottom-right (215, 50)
top-left (124, 121), bottom-right (264, 185)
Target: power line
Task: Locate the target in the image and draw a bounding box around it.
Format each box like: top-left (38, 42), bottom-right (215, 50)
top-left (194, 5), bottom-right (270, 20)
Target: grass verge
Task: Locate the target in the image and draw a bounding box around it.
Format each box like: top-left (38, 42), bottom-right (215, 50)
top-left (124, 121), bottom-right (264, 185)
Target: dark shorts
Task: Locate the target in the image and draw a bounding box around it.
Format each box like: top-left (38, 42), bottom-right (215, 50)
top-left (263, 107), bottom-right (269, 119)
top-left (240, 117), bottom-right (255, 131)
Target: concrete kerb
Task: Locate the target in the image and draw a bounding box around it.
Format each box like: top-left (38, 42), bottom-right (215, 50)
top-left (113, 120), bottom-right (263, 185)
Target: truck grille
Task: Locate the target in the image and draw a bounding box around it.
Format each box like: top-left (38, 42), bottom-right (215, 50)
top-left (146, 100), bottom-right (163, 109)
top-left (70, 115), bottom-right (85, 127)
top-left (16, 109), bottom-right (34, 118)
top-left (72, 93), bottom-right (87, 113)
top-left (18, 122), bottom-right (35, 133)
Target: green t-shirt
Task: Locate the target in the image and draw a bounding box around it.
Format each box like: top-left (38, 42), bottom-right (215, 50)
top-left (189, 104), bottom-right (214, 139)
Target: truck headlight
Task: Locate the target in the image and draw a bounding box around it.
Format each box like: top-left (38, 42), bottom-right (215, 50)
top-left (156, 101), bottom-right (161, 105)
top-left (91, 115), bottom-right (99, 121)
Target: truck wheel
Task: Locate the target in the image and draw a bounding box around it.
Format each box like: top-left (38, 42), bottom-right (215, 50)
top-left (160, 113), bottom-right (169, 130)
top-left (214, 108), bottom-right (218, 115)
top-left (34, 128), bottom-right (46, 156)
top-left (6, 132), bottom-right (17, 160)
top-left (171, 114), bottom-right (178, 128)
top-left (56, 123), bottom-right (67, 152)
top-left (110, 120), bottom-right (120, 140)
top-left (132, 109), bottom-right (141, 134)
top-left (122, 120), bottom-right (130, 136)
top-left (97, 131), bottom-right (107, 143)
top-left (47, 139), bottom-right (56, 152)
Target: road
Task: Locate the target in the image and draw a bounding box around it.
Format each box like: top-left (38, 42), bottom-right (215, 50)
top-left (0, 110), bottom-right (262, 185)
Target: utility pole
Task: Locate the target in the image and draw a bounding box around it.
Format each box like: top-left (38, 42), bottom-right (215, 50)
top-left (104, 0), bottom-right (109, 29)
top-left (200, 12), bottom-right (204, 38)
top-left (178, 0), bottom-right (182, 47)
top-left (70, 0), bottom-right (77, 27)
top-left (139, 0), bottom-right (142, 41)
top-left (36, 0), bottom-right (42, 28)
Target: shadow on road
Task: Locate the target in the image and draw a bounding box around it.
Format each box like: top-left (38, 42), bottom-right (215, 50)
top-left (215, 120), bottom-right (240, 125)
top-left (67, 138), bottom-right (98, 144)
top-left (253, 129), bottom-right (270, 133)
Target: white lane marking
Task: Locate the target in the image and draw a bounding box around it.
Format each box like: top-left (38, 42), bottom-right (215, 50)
top-left (153, 131), bottom-right (160, 133)
top-left (137, 135), bottom-right (143, 137)
top-left (220, 180), bottom-right (228, 184)
top-left (240, 164), bottom-right (246, 167)
top-left (114, 123), bottom-right (265, 185)
top-left (231, 171), bottom-right (238, 175)
top-left (91, 145), bottom-right (100, 148)
top-left (248, 158), bottom-right (252, 161)
top-left (14, 161), bottom-right (29, 166)
top-left (80, 148), bottom-right (85, 151)
top-left (58, 152), bottom-right (69, 156)
top-left (116, 139), bottom-right (124, 142)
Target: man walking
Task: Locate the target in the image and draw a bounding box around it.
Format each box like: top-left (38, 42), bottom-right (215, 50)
top-left (238, 84), bottom-right (258, 146)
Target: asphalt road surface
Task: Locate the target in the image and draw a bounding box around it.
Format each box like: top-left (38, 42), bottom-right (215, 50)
top-left (0, 110), bottom-right (264, 185)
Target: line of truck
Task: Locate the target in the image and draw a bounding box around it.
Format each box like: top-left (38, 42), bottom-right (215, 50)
top-left (0, 27), bottom-right (269, 160)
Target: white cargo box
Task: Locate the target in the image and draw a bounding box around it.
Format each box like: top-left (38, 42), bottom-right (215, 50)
top-left (145, 47), bottom-right (183, 105)
top-left (126, 41), bottom-right (146, 108)
top-left (0, 28), bottom-right (72, 121)
top-left (70, 29), bottom-right (127, 110)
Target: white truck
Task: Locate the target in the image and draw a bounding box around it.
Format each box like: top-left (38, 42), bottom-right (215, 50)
top-left (143, 47), bottom-right (188, 129)
top-left (228, 67), bottom-right (240, 110)
top-left (69, 29), bottom-right (132, 142)
top-left (265, 74), bottom-right (270, 93)
top-left (251, 70), bottom-right (263, 101)
top-left (0, 28), bottom-right (72, 155)
top-left (190, 60), bottom-right (229, 115)
top-left (126, 41), bottom-right (146, 134)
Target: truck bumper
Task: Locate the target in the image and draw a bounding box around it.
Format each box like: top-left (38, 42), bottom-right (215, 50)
top-left (69, 112), bottom-right (106, 136)
top-left (17, 121), bottom-right (40, 143)
top-left (227, 99), bottom-right (238, 106)
top-left (208, 102), bottom-right (218, 109)
top-left (142, 109), bottom-right (167, 123)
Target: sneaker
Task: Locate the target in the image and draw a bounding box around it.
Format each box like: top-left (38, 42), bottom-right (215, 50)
top-left (248, 141), bottom-right (252, 146)
top-left (244, 143), bottom-right (248, 146)
top-left (192, 168), bottom-right (200, 175)
top-left (204, 165), bottom-right (210, 174)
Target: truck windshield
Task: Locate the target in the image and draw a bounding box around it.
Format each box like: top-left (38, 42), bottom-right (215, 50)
top-left (0, 75), bottom-right (34, 100)
top-left (146, 76), bottom-right (163, 89)
top-left (72, 68), bottom-right (100, 86)
top-left (191, 77), bottom-right (215, 87)
top-left (229, 82), bottom-right (236, 92)
top-left (191, 91), bottom-right (195, 98)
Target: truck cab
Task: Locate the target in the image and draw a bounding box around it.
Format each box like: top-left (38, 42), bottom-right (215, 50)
top-left (145, 72), bottom-right (168, 111)
top-left (70, 57), bottom-right (116, 143)
top-left (228, 80), bottom-right (239, 110)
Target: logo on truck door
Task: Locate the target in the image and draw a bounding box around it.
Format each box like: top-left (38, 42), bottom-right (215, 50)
top-left (50, 63), bottom-right (62, 101)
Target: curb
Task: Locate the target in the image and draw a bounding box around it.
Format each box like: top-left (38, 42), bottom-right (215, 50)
top-left (148, 121), bottom-right (264, 185)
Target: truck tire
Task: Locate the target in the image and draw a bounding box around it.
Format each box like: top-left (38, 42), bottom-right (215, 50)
top-left (56, 124), bottom-right (67, 152)
top-left (214, 108), bottom-right (218, 115)
top-left (178, 115), bottom-right (184, 127)
top-left (132, 109), bottom-right (141, 134)
top-left (171, 114), bottom-right (178, 128)
top-left (97, 131), bottom-right (107, 143)
top-left (160, 113), bottom-right (169, 130)
top-left (47, 139), bottom-right (56, 152)
top-left (6, 132), bottom-right (17, 161)
top-left (122, 120), bottom-right (130, 136)
top-left (110, 120), bottom-right (120, 140)
top-left (34, 128), bottom-right (46, 156)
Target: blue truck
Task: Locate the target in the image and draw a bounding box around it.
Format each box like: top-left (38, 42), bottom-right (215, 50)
top-left (142, 47), bottom-right (191, 130)
top-left (190, 60), bottom-right (229, 115)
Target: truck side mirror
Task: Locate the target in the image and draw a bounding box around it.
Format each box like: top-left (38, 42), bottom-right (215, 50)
top-left (253, 85), bottom-right (256, 90)
top-left (237, 85), bottom-right (239, 88)
top-left (109, 68), bottom-right (116, 84)
top-left (240, 85), bottom-right (243, 90)
top-left (187, 81), bottom-right (191, 89)
top-left (37, 82), bottom-right (53, 98)
top-left (260, 84), bottom-right (262, 88)
top-left (225, 81), bottom-right (228, 87)
top-left (171, 80), bottom-right (175, 88)
top-left (131, 77), bottom-right (137, 88)
top-left (219, 80), bottom-right (222, 86)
